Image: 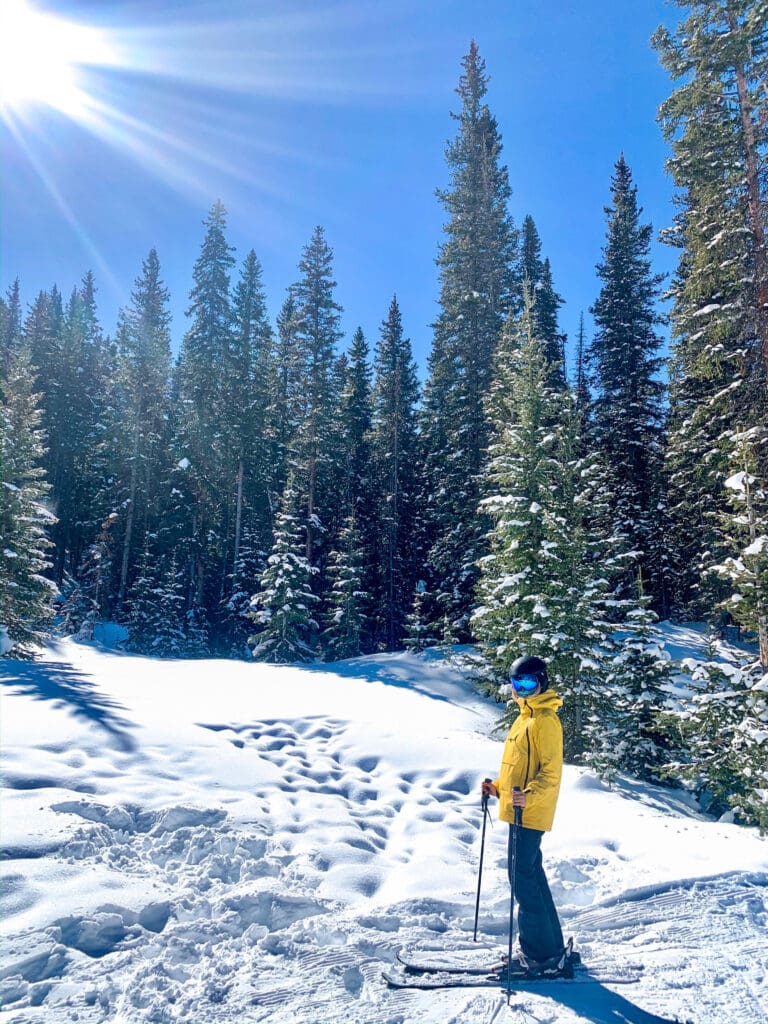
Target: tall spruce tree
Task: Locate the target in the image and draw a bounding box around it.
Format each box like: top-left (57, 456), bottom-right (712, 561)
top-left (416, 41), bottom-right (519, 643)
top-left (653, 2), bottom-right (767, 619)
top-left (0, 345), bottom-right (56, 657)
top-left (46, 278), bottom-right (113, 586)
top-left (287, 227), bottom-right (344, 573)
top-left (175, 201), bottom-right (235, 644)
top-left (473, 290), bottom-right (613, 759)
top-left (1, 279), bottom-right (22, 376)
top-left (474, 289), bottom-right (670, 772)
top-left (519, 217), bottom-right (566, 387)
top-left (113, 249), bottom-right (172, 616)
top-left (370, 297), bottom-right (420, 650)
top-left (589, 155), bottom-right (667, 610)
top-left (220, 249), bottom-right (275, 648)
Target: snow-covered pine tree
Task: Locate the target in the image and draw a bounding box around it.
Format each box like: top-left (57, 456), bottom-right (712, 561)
top-left (322, 516), bottom-right (368, 661)
top-left (472, 289), bottom-right (610, 758)
top-left (0, 344), bottom-right (57, 657)
top-left (126, 546), bottom-right (187, 657)
top-left (249, 481), bottom-right (319, 663)
top-left (268, 290), bottom-right (303, 505)
top-left (174, 201), bottom-right (236, 644)
top-left (715, 429), bottom-right (768, 668)
top-left (588, 155), bottom-right (668, 611)
top-left (415, 41), bottom-right (519, 643)
top-left (369, 297), bottom-right (420, 651)
top-left (473, 288), bottom-right (671, 771)
top-left (339, 326), bottom-right (375, 649)
top-left (661, 647), bottom-right (767, 830)
top-left (219, 249), bottom-right (275, 648)
top-left (40, 277), bottom-right (113, 585)
top-left (113, 249), bottom-right (173, 616)
top-left (653, 2), bottom-right (768, 617)
top-left (1, 279), bottom-right (22, 376)
top-left (278, 229), bottom-right (344, 606)
top-left (222, 523), bottom-right (266, 658)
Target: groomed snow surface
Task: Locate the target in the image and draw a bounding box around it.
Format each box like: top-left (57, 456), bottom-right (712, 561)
top-left (1, 625), bottom-right (766, 1024)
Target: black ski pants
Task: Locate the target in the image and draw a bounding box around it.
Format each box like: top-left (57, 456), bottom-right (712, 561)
top-left (507, 824), bottom-right (564, 964)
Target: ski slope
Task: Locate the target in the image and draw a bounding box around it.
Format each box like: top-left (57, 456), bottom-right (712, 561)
top-left (1, 626), bottom-right (766, 1024)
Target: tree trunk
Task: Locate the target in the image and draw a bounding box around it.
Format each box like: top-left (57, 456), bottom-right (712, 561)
top-left (117, 419), bottom-right (141, 616)
top-left (233, 456), bottom-right (244, 587)
top-left (731, 27), bottom-right (768, 390)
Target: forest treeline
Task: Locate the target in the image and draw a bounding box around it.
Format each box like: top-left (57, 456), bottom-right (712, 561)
top-left (1, 4), bottom-right (766, 827)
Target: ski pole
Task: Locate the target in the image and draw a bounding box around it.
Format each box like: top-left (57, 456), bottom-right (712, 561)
top-left (473, 778), bottom-right (492, 942)
top-left (507, 786), bottom-right (523, 1005)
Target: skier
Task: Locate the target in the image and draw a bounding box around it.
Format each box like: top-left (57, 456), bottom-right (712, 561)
top-left (482, 654), bottom-right (572, 979)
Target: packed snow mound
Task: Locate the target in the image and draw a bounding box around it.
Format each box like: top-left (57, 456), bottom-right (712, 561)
top-left (1, 628), bottom-right (766, 1024)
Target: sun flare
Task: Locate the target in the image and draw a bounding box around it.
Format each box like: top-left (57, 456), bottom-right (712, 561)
top-left (0, 0), bottom-right (115, 118)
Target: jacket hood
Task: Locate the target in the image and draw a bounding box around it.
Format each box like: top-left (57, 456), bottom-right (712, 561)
top-left (514, 688), bottom-right (563, 715)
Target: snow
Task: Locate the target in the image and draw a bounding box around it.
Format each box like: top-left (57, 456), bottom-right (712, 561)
top-left (725, 470), bottom-right (754, 493)
top-left (1, 626), bottom-right (767, 1023)
top-left (743, 535), bottom-right (768, 557)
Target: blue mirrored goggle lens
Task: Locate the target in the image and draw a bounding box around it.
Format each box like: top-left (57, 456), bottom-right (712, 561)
top-left (511, 674), bottom-right (539, 695)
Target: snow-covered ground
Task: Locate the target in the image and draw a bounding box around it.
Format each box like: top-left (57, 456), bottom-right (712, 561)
top-left (1, 626), bottom-right (766, 1024)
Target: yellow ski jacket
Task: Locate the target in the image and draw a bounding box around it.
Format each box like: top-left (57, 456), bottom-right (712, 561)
top-left (492, 688), bottom-right (563, 832)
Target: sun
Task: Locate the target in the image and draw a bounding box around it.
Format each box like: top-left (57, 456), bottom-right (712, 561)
top-left (0, 0), bottom-right (115, 119)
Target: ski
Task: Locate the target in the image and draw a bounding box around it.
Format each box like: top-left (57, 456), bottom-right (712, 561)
top-left (383, 968), bottom-right (503, 990)
top-left (383, 967), bottom-right (641, 991)
top-left (395, 946), bottom-right (642, 982)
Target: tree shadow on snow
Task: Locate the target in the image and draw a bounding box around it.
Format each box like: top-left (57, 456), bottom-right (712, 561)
top-left (0, 660), bottom-right (136, 752)
top-left (512, 977), bottom-right (686, 1024)
top-left (304, 649), bottom-right (487, 712)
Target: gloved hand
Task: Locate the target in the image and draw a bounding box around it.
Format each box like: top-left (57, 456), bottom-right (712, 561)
top-left (481, 778), bottom-right (498, 799)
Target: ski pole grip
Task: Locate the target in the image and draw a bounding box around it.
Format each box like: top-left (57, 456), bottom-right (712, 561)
top-left (513, 786), bottom-right (523, 827)
top-left (482, 777), bottom-right (492, 807)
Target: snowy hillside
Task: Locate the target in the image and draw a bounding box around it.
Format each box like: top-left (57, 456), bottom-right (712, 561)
top-left (1, 627), bottom-right (766, 1024)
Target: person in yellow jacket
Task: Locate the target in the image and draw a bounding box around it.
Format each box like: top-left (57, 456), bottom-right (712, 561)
top-left (482, 654), bottom-right (570, 978)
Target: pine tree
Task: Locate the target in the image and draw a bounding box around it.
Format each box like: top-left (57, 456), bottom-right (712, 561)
top-left (250, 481), bottom-right (319, 663)
top-left (269, 290), bottom-right (303, 504)
top-left (473, 289), bottom-right (671, 770)
top-left (653, 2), bottom-right (768, 617)
top-left (472, 290), bottom-right (611, 758)
top-left (369, 297), bottom-right (420, 650)
top-left (322, 516), bottom-right (368, 661)
top-left (588, 155), bottom-right (667, 609)
top-left (519, 217), bottom-right (566, 386)
top-left (220, 249), bottom-right (275, 647)
top-left (416, 41), bottom-right (519, 642)
top-left (126, 547), bottom-right (187, 657)
top-left (1, 279), bottom-right (22, 376)
top-left (0, 345), bottom-right (57, 657)
top-left (715, 430), bottom-right (768, 668)
top-left (40, 277), bottom-right (112, 584)
top-left (222, 524), bottom-right (266, 658)
top-left (661, 647), bottom-right (767, 830)
top-left (339, 327), bottom-right (376, 649)
top-left (175, 201), bottom-right (236, 643)
top-left (286, 227), bottom-right (344, 571)
top-left (113, 249), bottom-right (173, 616)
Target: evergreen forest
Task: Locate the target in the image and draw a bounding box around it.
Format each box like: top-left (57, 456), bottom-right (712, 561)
top-left (2, 3), bottom-right (767, 829)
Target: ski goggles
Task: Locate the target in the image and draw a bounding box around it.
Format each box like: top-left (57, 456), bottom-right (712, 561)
top-left (510, 674), bottom-right (540, 697)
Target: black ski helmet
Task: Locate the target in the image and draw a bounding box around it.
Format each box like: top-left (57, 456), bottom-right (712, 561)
top-left (509, 654), bottom-right (548, 693)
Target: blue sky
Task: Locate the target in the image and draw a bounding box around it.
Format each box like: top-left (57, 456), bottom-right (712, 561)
top-left (1, 0), bottom-right (679, 376)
